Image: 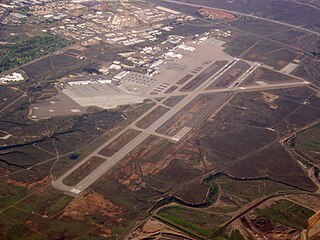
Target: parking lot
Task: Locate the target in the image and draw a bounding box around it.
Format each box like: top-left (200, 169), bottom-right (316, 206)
top-left (63, 82), bottom-right (146, 109)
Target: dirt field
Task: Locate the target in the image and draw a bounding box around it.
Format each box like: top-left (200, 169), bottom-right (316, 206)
top-left (22, 53), bottom-right (92, 82)
top-left (198, 8), bottom-right (236, 20)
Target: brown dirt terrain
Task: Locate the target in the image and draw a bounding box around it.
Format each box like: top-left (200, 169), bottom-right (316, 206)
top-left (225, 143), bottom-right (316, 191)
top-left (307, 211), bottom-right (320, 240)
top-left (198, 8), bottom-right (236, 20)
top-left (60, 191), bottom-right (123, 221)
top-left (214, 89), bottom-right (320, 134)
top-left (175, 180), bottom-right (209, 204)
top-left (101, 135), bottom-right (177, 192)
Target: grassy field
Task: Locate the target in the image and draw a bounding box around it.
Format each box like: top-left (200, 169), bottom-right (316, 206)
top-left (224, 34), bottom-right (258, 57)
top-left (0, 34), bottom-right (71, 72)
top-left (254, 199), bottom-right (314, 230)
top-left (212, 176), bottom-right (296, 207)
top-left (294, 123), bottom-right (320, 164)
top-left (157, 206), bottom-right (230, 238)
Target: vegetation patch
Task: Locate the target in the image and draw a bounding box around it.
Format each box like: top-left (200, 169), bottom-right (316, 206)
top-left (254, 199), bottom-right (314, 230)
top-left (0, 34), bottom-right (71, 72)
top-left (157, 206), bottom-right (229, 237)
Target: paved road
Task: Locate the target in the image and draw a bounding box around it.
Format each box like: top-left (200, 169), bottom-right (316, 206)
top-left (158, 0), bottom-right (320, 36)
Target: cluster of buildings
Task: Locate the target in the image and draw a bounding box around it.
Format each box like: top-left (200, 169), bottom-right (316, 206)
top-left (0, 72), bottom-right (24, 84)
top-left (0, 0), bottom-right (55, 10)
top-left (91, 28), bottom-right (230, 79)
top-left (103, 25), bottom-right (176, 46)
top-left (0, 0), bottom-right (190, 42)
top-left (26, 0), bottom-right (188, 41)
top-left (0, 0), bottom-right (233, 89)
top-left (67, 78), bottom-right (112, 86)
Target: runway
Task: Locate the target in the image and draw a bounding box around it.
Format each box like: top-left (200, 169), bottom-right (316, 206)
top-left (52, 57), bottom-right (310, 194)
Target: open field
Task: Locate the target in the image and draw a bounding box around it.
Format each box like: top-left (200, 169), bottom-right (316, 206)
top-left (230, 19), bottom-right (290, 36)
top-left (209, 174), bottom-right (297, 208)
top-left (224, 34), bottom-right (259, 57)
top-left (0, 86), bottom-right (23, 110)
top-left (289, 123), bottom-right (320, 165)
top-left (0, 185), bottom-right (125, 240)
top-left (253, 199), bottom-right (314, 230)
top-left (30, 93), bottom-right (85, 119)
top-left (210, 89), bottom-right (320, 190)
top-left (0, 34), bottom-right (71, 73)
top-left (215, 88), bottom-right (320, 134)
top-left (198, 122), bottom-right (278, 160)
top-left (268, 29), bottom-right (309, 48)
top-left (225, 141), bottom-right (316, 191)
top-left (157, 206), bottom-right (230, 238)
top-left (249, 49), bottom-right (299, 70)
top-left (22, 53), bottom-right (91, 82)
top-left (243, 67), bottom-right (301, 86)
top-left (135, 106), bottom-right (170, 129)
top-left (292, 57), bottom-right (320, 86)
top-left (175, 180), bottom-right (209, 204)
top-left (162, 0), bottom-right (320, 26)
top-left (98, 129), bottom-right (142, 157)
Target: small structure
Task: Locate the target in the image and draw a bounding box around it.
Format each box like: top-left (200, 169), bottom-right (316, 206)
top-left (0, 72), bottom-right (24, 84)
